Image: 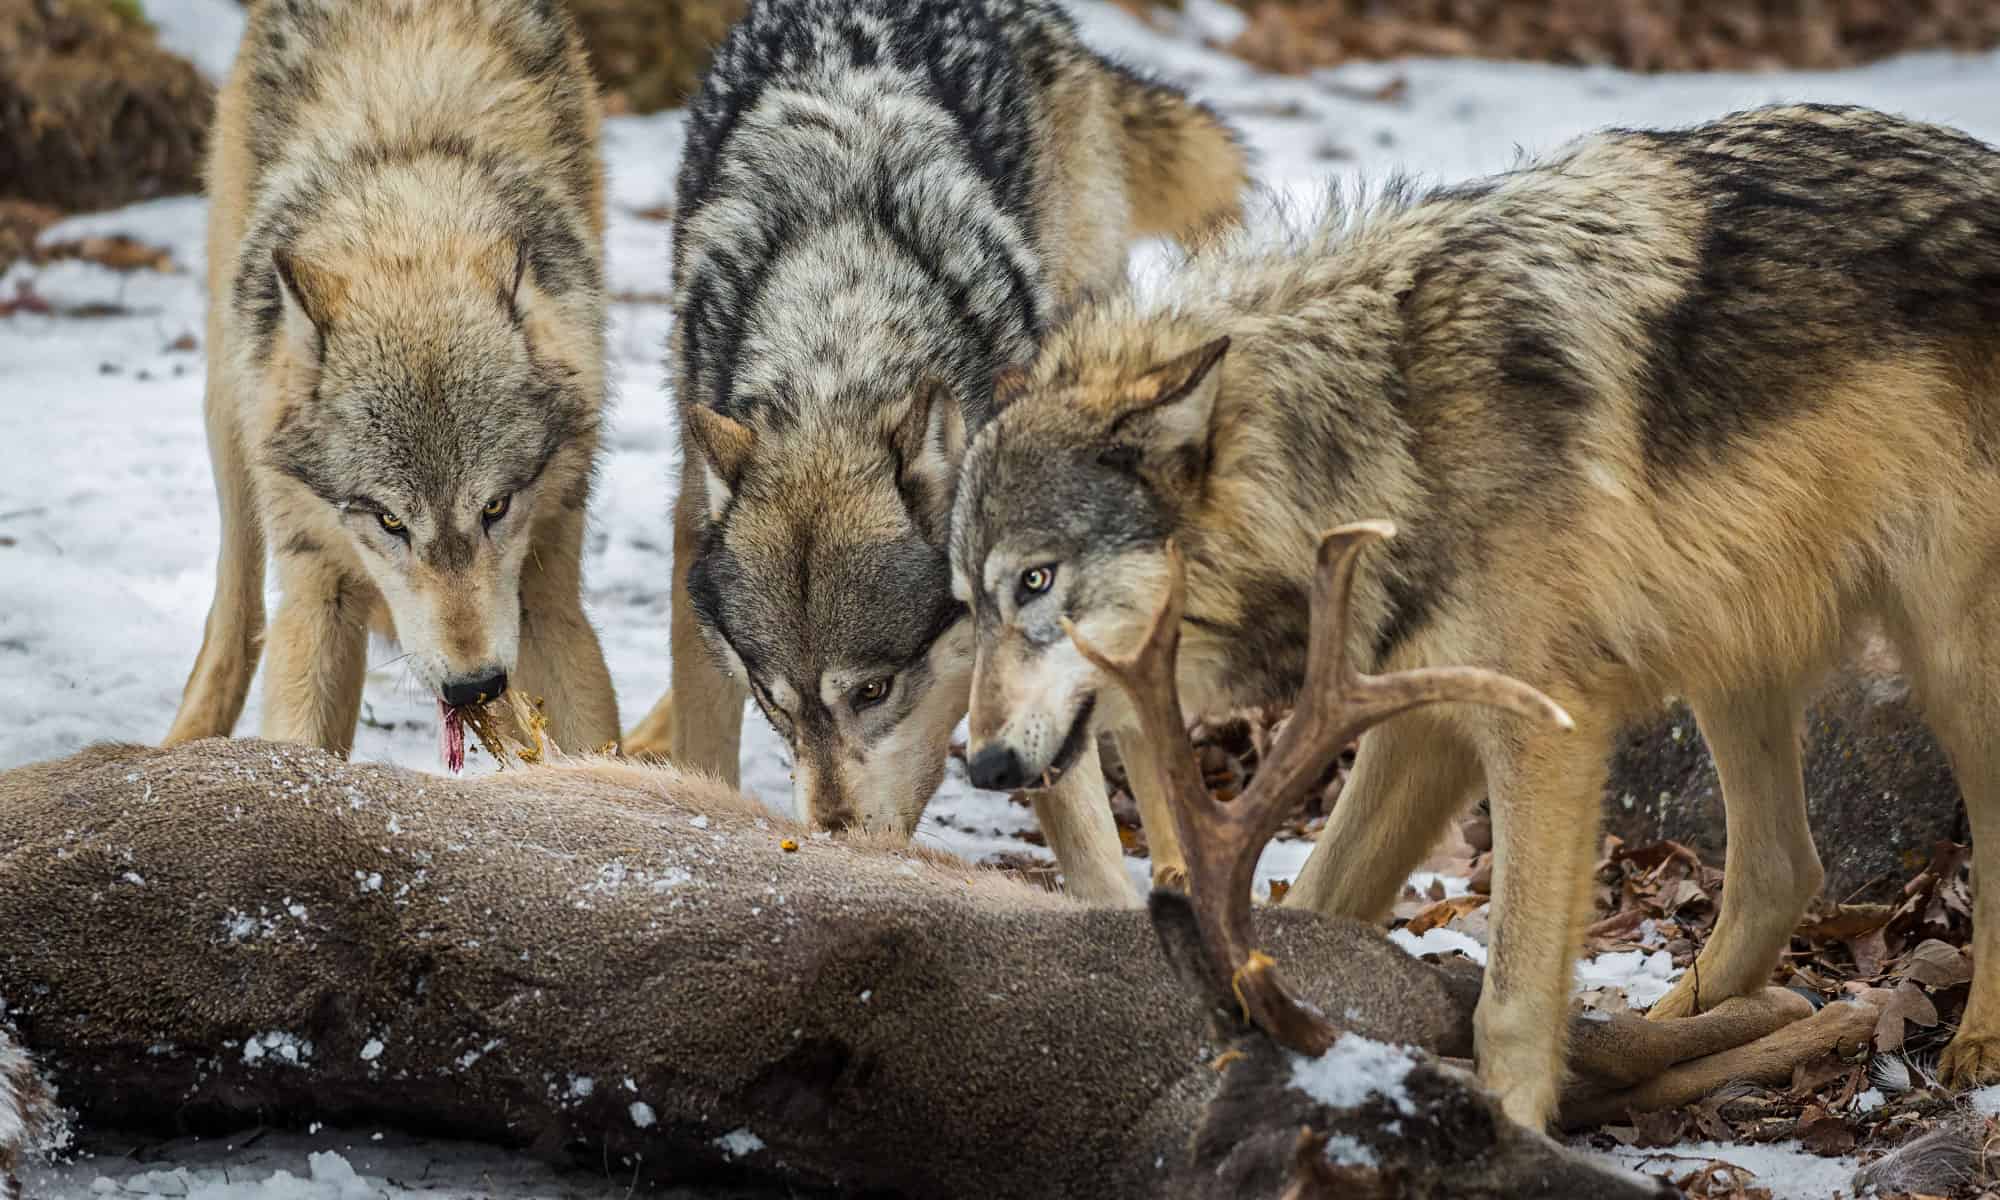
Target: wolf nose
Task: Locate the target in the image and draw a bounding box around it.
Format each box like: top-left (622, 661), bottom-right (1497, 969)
top-left (441, 670), bottom-right (508, 708)
top-left (967, 743), bottom-right (1027, 791)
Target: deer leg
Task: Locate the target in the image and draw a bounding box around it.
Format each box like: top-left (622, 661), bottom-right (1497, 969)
top-left (1476, 707), bottom-right (1611, 1130)
top-left (1649, 686), bottom-right (1818, 1021)
top-left (1283, 714), bottom-right (1481, 921)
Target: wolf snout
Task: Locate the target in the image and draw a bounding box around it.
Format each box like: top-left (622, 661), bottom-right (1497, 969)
top-left (441, 669), bottom-right (509, 708)
top-left (967, 742), bottom-right (1029, 791)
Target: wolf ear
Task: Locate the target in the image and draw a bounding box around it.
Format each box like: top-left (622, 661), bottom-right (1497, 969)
top-left (888, 377), bottom-right (969, 534)
top-left (272, 247), bottom-right (339, 351)
top-left (685, 406), bottom-right (757, 521)
top-left (1104, 336), bottom-right (1230, 493)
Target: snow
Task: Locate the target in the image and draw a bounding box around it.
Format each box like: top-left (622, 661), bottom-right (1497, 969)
top-left (712, 1128), bottom-right (766, 1161)
top-left (1604, 1140), bottom-right (1863, 1200)
top-left (1288, 1036), bottom-right (1419, 1116)
top-left (1968, 1083), bottom-right (2000, 1116)
top-left (20, 1130), bottom-right (666, 1199)
top-left (1574, 948), bottom-right (1683, 1011)
top-left (9, 0), bottom-right (2000, 1192)
top-left (628, 1101), bottom-right (657, 1129)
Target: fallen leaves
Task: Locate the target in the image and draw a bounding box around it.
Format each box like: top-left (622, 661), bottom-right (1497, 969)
top-left (1215, 0), bottom-right (2000, 78)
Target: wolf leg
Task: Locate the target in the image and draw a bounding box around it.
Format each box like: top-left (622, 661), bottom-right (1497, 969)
top-left (625, 461), bottom-right (745, 780)
top-left (1475, 707), bottom-right (1609, 1130)
top-left (258, 557), bottom-right (369, 757)
top-left (1649, 687), bottom-right (1818, 1021)
top-left (166, 372), bottom-right (266, 744)
top-left (1891, 598), bottom-right (2000, 1086)
top-left (1115, 728), bottom-right (1187, 888)
top-left (1035, 738), bottom-right (1140, 907)
top-left (515, 509), bottom-right (619, 756)
top-left (1281, 713), bottom-right (1482, 920)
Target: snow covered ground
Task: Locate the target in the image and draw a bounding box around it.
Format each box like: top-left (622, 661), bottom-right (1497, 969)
top-left (7, 1), bottom-right (2000, 1195)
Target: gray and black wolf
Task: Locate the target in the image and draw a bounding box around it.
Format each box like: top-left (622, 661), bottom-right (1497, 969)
top-left (623, 0), bottom-right (1249, 905)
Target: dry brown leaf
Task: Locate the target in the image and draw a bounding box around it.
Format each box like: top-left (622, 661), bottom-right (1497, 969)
top-left (1902, 938), bottom-right (1974, 989)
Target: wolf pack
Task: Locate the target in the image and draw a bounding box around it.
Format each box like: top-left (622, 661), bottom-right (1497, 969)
top-left (151, 0), bottom-right (2000, 1138)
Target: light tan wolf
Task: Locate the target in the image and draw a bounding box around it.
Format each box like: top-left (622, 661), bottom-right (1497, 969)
top-left (951, 104), bottom-right (2000, 1127)
top-left (620, 0), bottom-right (1249, 906)
top-left (164, 0), bottom-right (619, 759)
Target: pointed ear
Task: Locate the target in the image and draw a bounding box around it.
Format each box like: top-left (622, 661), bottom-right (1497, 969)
top-left (685, 405), bottom-right (756, 521)
top-left (272, 247), bottom-right (340, 350)
top-left (888, 377), bottom-right (969, 535)
top-left (1104, 336), bottom-right (1230, 493)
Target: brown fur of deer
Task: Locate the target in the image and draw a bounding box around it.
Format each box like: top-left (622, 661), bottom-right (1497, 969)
top-left (0, 738), bottom-right (1670, 1198)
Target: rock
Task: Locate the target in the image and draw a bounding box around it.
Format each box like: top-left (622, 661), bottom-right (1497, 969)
top-left (1604, 640), bottom-right (1962, 903)
top-left (0, 0), bottom-right (214, 211)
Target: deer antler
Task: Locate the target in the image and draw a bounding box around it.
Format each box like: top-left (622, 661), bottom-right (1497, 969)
top-left (1066, 521), bottom-right (1573, 1056)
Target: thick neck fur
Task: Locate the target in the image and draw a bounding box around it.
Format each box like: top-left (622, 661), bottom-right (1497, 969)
top-left (1026, 189), bottom-right (1519, 710)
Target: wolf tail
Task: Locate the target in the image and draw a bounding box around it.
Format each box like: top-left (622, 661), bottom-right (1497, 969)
top-left (1103, 63), bottom-right (1251, 244)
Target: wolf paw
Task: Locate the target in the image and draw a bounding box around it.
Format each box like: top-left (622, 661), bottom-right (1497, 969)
top-left (1151, 862), bottom-right (1188, 891)
top-left (1941, 1032), bottom-right (2000, 1088)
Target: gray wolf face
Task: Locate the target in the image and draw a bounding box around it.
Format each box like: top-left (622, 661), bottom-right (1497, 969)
top-left (951, 338), bottom-right (1230, 789)
top-left (685, 383), bottom-right (974, 834)
top-left (265, 243), bottom-right (596, 707)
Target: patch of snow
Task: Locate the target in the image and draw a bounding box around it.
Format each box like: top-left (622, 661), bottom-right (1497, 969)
top-left (1322, 1134), bottom-right (1379, 1169)
top-left (1601, 1140), bottom-right (1861, 1200)
top-left (712, 1127), bottom-right (765, 1161)
top-left (241, 1032), bottom-right (310, 1068)
top-left (1968, 1083), bottom-right (2000, 1116)
top-left (628, 1101), bottom-right (657, 1129)
top-left (137, 0), bottom-right (246, 82)
top-left (1288, 1035), bottom-right (1419, 1116)
top-left (1852, 1087), bottom-right (1885, 1114)
top-left (358, 1040), bottom-right (384, 1063)
top-left (1390, 925), bottom-right (1488, 965)
top-left (23, 1130), bottom-right (637, 1198)
top-left (1574, 949), bottom-right (1682, 1010)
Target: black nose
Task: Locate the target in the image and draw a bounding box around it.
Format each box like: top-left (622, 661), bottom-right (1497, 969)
top-left (441, 670), bottom-right (508, 708)
top-left (967, 743), bottom-right (1027, 791)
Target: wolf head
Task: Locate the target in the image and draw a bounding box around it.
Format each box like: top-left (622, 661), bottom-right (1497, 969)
top-left (262, 237), bottom-right (598, 708)
top-left (684, 382), bottom-right (975, 834)
top-left (950, 336), bottom-right (1231, 789)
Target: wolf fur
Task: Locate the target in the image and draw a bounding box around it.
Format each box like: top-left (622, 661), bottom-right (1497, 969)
top-left (951, 104), bottom-right (2000, 1126)
top-left (621, 0), bottom-right (1248, 905)
top-left (163, 0), bottom-right (618, 758)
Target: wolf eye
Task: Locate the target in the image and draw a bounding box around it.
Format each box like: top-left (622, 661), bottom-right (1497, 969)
top-left (1018, 565), bottom-right (1055, 602)
top-left (853, 677), bottom-right (892, 709)
top-left (377, 512), bottom-right (407, 537)
top-left (482, 494), bottom-right (512, 525)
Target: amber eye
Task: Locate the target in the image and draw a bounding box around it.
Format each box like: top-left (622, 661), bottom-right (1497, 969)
top-left (378, 512), bottom-right (405, 535)
top-left (482, 495), bottom-right (511, 523)
top-left (1018, 565), bottom-right (1055, 599)
top-left (854, 677), bottom-right (892, 709)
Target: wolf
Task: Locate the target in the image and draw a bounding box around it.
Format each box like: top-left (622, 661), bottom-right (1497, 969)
top-left (951, 103), bottom-right (2000, 1127)
top-left (163, 0), bottom-right (619, 759)
top-left (619, 0), bottom-right (1249, 905)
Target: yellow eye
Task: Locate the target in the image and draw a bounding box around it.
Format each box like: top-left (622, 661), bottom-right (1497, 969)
top-left (377, 512), bottom-right (404, 534)
top-left (855, 677), bottom-right (892, 708)
top-left (482, 495), bottom-right (511, 522)
top-left (1020, 566), bottom-right (1054, 596)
